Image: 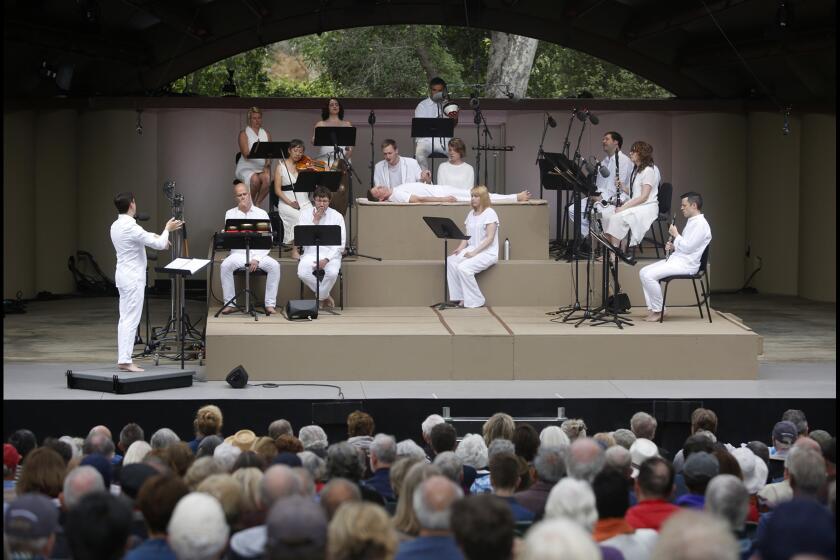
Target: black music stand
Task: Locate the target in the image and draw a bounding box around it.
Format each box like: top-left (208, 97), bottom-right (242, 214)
top-left (214, 219), bottom-right (273, 321)
top-left (248, 141), bottom-right (292, 160)
top-left (423, 217), bottom-right (471, 310)
top-left (588, 230), bottom-right (633, 329)
top-left (412, 117), bottom-right (455, 178)
top-left (294, 171), bottom-right (343, 193)
top-left (295, 224), bottom-right (343, 316)
top-left (156, 258), bottom-right (210, 369)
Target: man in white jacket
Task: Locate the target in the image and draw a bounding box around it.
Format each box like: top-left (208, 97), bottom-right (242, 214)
top-left (373, 139), bottom-right (430, 188)
top-left (110, 192), bottom-right (182, 371)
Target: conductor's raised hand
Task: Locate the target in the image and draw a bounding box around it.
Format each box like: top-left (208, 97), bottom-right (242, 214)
top-left (165, 218), bottom-right (184, 231)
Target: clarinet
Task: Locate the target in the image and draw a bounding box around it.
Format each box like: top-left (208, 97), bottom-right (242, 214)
top-left (614, 151), bottom-right (622, 207)
top-left (665, 214), bottom-right (677, 261)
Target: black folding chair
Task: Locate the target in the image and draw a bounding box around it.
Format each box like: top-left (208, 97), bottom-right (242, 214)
top-left (644, 182), bottom-right (673, 258)
top-left (659, 244), bottom-right (712, 323)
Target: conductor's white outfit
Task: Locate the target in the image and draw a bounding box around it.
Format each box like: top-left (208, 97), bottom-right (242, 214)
top-left (437, 161), bottom-right (475, 191)
top-left (220, 205), bottom-right (280, 309)
top-left (414, 97), bottom-right (450, 170)
top-left (235, 126), bottom-right (269, 185)
top-left (447, 208), bottom-right (500, 308)
top-left (601, 165), bottom-right (660, 246)
top-left (275, 162), bottom-right (313, 244)
top-left (297, 207), bottom-right (346, 300)
top-left (373, 156), bottom-right (423, 188)
top-left (568, 150), bottom-right (634, 235)
top-left (639, 213), bottom-right (712, 313)
top-left (386, 183), bottom-right (518, 203)
top-left (110, 214), bottom-right (170, 365)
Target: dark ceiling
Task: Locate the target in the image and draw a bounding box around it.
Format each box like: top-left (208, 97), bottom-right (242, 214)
top-left (4, 0), bottom-right (835, 104)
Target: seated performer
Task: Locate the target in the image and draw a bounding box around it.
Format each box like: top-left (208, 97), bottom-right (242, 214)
top-left (447, 186), bottom-right (499, 308)
top-left (600, 140), bottom-right (660, 250)
top-left (415, 76), bottom-right (455, 170)
top-left (568, 131), bottom-right (634, 236)
top-left (638, 192), bottom-right (711, 322)
top-left (437, 138), bottom-right (475, 191)
top-left (235, 106), bottom-right (272, 207)
top-left (313, 97), bottom-right (352, 166)
top-left (220, 181), bottom-right (281, 315)
top-left (373, 139), bottom-right (430, 188)
top-left (297, 186), bottom-right (346, 309)
top-left (274, 139), bottom-right (314, 257)
top-left (367, 183), bottom-right (531, 204)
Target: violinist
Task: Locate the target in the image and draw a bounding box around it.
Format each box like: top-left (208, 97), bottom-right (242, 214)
top-left (274, 139), bottom-right (314, 257)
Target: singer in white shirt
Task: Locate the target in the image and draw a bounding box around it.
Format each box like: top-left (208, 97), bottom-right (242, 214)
top-left (638, 192), bottom-right (712, 322)
top-left (436, 138), bottom-right (475, 191)
top-left (373, 139), bottom-right (430, 188)
top-left (110, 192), bottom-right (182, 371)
top-left (447, 186), bottom-right (500, 308)
top-left (220, 181), bottom-right (281, 315)
top-left (414, 77), bottom-right (455, 170)
top-left (297, 186), bottom-right (347, 309)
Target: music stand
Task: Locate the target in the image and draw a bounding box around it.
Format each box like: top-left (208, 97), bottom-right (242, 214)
top-left (295, 224), bottom-right (343, 316)
top-left (214, 220), bottom-right (273, 322)
top-left (248, 141), bottom-right (292, 160)
top-left (422, 216), bottom-right (470, 310)
top-left (412, 117), bottom-right (455, 179)
top-left (156, 258), bottom-right (211, 369)
top-left (588, 230), bottom-right (633, 329)
top-left (294, 171), bottom-right (343, 192)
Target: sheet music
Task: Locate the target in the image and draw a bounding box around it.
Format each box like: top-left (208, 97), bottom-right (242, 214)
top-left (165, 258), bottom-right (210, 274)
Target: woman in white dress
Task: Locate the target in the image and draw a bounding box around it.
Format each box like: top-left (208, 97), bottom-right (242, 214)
top-left (235, 106), bottom-right (272, 206)
top-left (312, 97), bottom-right (351, 215)
top-left (601, 141), bottom-right (659, 250)
top-left (436, 137), bottom-right (475, 191)
top-left (446, 185), bottom-right (500, 308)
top-left (274, 139), bottom-right (314, 258)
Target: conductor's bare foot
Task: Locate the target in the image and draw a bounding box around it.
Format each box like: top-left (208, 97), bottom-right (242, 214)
top-left (118, 363), bottom-right (145, 372)
top-left (517, 191), bottom-right (532, 202)
top-left (221, 306), bottom-right (237, 315)
top-left (645, 312), bottom-right (663, 322)
top-left (265, 306), bottom-right (276, 315)
top-left (323, 296), bottom-right (336, 309)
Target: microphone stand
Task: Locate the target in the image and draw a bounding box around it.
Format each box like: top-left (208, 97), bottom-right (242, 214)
top-left (535, 114), bottom-right (551, 200)
top-left (562, 110), bottom-right (576, 158)
top-left (478, 109), bottom-right (493, 187)
top-left (473, 106), bottom-right (482, 186)
top-left (334, 138), bottom-right (381, 262)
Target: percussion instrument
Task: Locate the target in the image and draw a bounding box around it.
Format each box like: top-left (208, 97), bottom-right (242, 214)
top-left (443, 102), bottom-right (459, 120)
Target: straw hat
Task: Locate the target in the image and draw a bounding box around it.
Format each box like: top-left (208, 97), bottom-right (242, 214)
top-left (224, 429), bottom-right (257, 452)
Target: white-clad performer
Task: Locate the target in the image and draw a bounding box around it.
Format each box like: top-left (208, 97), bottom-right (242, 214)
top-left (447, 186), bottom-right (500, 308)
top-left (639, 191), bottom-right (712, 322)
top-left (436, 138), bottom-right (475, 191)
top-left (373, 139), bottom-right (430, 188)
top-left (568, 131), bottom-right (634, 235)
top-left (220, 180), bottom-right (281, 315)
top-left (235, 106), bottom-right (272, 207)
top-left (368, 183), bottom-right (531, 204)
top-left (274, 139), bottom-right (314, 255)
top-left (110, 192), bottom-right (182, 371)
top-left (600, 140), bottom-right (661, 249)
top-left (297, 186), bottom-right (346, 309)
top-left (414, 76), bottom-right (454, 170)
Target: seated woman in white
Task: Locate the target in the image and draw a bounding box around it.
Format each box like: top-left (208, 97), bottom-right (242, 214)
top-left (436, 137), bottom-right (474, 191)
top-left (274, 139), bottom-right (313, 258)
top-left (446, 186), bottom-right (500, 308)
top-left (235, 106), bottom-right (272, 207)
top-left (600, 140), bottom-right (660, 250)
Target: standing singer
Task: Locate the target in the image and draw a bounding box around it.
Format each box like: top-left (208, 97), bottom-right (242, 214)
top-left (638, 192), bottom-right (711, 322)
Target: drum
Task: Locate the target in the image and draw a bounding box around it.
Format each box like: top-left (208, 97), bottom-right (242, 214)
top-left (443, 102), bottom-right (459, 119)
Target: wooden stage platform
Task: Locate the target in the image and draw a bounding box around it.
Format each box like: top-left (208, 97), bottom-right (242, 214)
top-left (204, 306), bottom-right (762, 382)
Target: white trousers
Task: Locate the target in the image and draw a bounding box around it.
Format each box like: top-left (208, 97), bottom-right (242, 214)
top-left (276, 193), bottom-right (313, 244)
top-left (221, 253), bottom-right (281, 308)
top-left (298, 255), bottom-right (341, 300)
top-left (639, 258), bottom-right (694, 312)
top-left (446, 251), bottom-right (497, 308)
top-left (567, 199), bottom-right (594, 236)
top-left (415, 139), bottom-right (447, 171)
top-left (117, 279), bottom-right (145, 364)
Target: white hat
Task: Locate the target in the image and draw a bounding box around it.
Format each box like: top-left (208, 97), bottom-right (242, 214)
top-left (732, 447), bottom-right (768, 495)
top-left (629, 438), bottom-right (659, 478)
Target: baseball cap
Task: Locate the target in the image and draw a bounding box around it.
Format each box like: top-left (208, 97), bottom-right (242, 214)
top-left (683, 452), bottom-right (719, 485)
top-left (266, 495), bottom-right (327, 551)
top-left (4, 443), bottom-right (21, 471)
top-left (772, 421), bottom-right (797, 446)
top-left (629, 438), bottom-right (659, 478)
top-left (4, 493), bottom-right (59, 539)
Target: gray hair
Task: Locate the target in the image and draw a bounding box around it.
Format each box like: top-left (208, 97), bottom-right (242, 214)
top-left (297, 450), bottom-right (326, 481)
top-left (787, 446), bottom-right (827, 496)
top-left (534, 445), bottom-right (567, 484)
top-left (122, 440), bottom-right (152, 465)
top-left (488, 439), bottom-right (515, 461)
top-left (651, 510), bottom-right (738, 560)
top-left (396, 439), bottom-right (427, 461)
top-left (168, 493), bottom-right (230, 560)
top-left (196, 435), bottom-right (224, 459)
top-left (59, 436), bottom-right (83, 459)
top-left (412, 476), bottom-right (463, 531)
top-left (455, 434), bottom-right (488, 469)
top-left (604, 446), bottom-right (632, 477)
top-left (298, 425), bottom-right (328, 452)
top-left (260, 464), bottom-right (303, 508)
top-left (150, 428), bottom-right (180, 450)
top-left (268, 419), bottom-right (293, 440)
top-left (370, 433), bottom-right (397, 465)
top-left (560, 419), bottom-right (587, 442)
top-left (183, 457), bottom-right (225, 490)
top-left (83, 432), bottom-right (115, 457)
top-left (433, 451), bottom-right (464, 483)
top-left (568, 438), bottom-right (606, 484)
top-left (520, 518), bottom-right (600, 560)
top-left (611, 429), bottom-right (637, 450)
top-left (540, 426), bottom-right (571, 448)
top-left (62, 466), bottom-right (105, 509)
top-left (326, 442), bottom-right (365, 481)
top-left (291, 467), bottom-right (315, 496)
top-left (213, 443), bottom-right (242, 472)
top-left (705, 474), bottom-right (749, 532)
top-left (630, 412), bottom-right (658, 440)
top-left (781, 409), bottom-right (809, 435)
top-left (545, 478), bottom-right (598, 532)
top-left (422, 414), bottom-right (446, 438)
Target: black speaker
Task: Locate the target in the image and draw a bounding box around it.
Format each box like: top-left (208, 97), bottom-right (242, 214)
top-left (286, 299), bottom-right (318, 320)
top-left (226, 365), bottom-right (249, 388)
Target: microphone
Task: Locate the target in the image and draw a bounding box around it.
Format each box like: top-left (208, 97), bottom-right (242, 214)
top-left (469, 92), bottom-right (479, 108)
top-left (368, 110), bottom-right (376, 126)
top-left (599, 164), bottom-right (610, 178)
top-left (576, 111), bottom-right (587, 122)
top-left (135, 212), bottom-right (150, 222)
top-left (546, 113), bottom-right (557, 128)
top-left (583, 109), bottom-right (599, 125)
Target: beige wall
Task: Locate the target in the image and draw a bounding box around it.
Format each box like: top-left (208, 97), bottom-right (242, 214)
top-left (798, 114), bottom-right (836, 301)
top-left (4, 111), bottom-right (37, 299)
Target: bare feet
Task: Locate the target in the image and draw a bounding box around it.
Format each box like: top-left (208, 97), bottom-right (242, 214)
top-left (291, 248), bottom-right (301, 260)
top-left (118, 363), bottom-right (145, 372)
top-left (644, 312), bottom-right (663, 322)
top-left (517, 190), bottom-right (532, 202)
top-left (265, 306), bottom-right (276, 315)
top-left (221, 306), bottom-right (237, 315)
top-left (325, 296), bottom-right (335, 308)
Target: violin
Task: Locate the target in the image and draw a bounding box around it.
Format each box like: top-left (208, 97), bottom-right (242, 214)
top-left (295, 155), bottom-right (329, 171)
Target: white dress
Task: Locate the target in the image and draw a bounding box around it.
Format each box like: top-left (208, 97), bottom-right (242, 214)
top-left (235, 127), bottom-right (269, 185)
top-left (275, 161), bottom-right (313, 244)
top-left (437, 161), bottom-right (475, 191)
top-left (602, 166), bottom-right (659, 246)
top-left (446, 208), bottom-right (499, 308)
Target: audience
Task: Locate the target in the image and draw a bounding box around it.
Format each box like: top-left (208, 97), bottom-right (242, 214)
top-left (520, 518), bottom-right (600, 560)
top-left (5, 493), bottom-right (60, 559)
top-left (364, 433), bottom-right (397, 501)
top-left (515, 445), bottom-right (566, 518)
top-left (489, 452), bottom-right (535, 522)
top-left (298, 425), bottom-right (329, 457)
top-left (168, 492), bottom-right (229, 560)
top-left (567, 438), bottom-right (606, 484)
top-left (127, 474), bottom-right (188, 560)
top-left (265, 495), bottom-right (327, 560)
top-left (592, 468), bottom-right (657, 560)
top-left (327, 501), bottom-right (398, 560)
top-left (483, 413), bottom-right (516, 446)
top-left (625, 457), bottom-right (679, 530)
top-left (704, 474), bottom-right (752, 558)
top-left (66, 492), bottom-right (133, 560)
top-left (651, 509), bottom-right (738, 560)
top-left (451, 494), bottom-right (515, 560)
top-left (421, 414), bottom-right (446, 459)
top-left (320, 477), bottom-right (362, 520)
top-left (268, 419), bottom-right (293, 440)
top-left (394, 475), bottom-right (464, 560)
top-left (675, 451), bottom-right (719, 508)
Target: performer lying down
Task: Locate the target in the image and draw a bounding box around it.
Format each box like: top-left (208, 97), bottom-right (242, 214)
top-left (367, 183), bottom-right (531, 203)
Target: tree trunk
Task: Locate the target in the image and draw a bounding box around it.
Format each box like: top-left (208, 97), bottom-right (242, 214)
top-left (414, 44), bottom-right (438, 82)
top-left (485, 32), bottom-right (539, 99)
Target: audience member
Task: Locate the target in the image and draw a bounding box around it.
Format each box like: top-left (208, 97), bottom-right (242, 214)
top-left (298, 425), bottom-right (329, 457)
top-left (233, 467), bottom-right (266, 527)
top-left (519, 518), bottom-right (600, 560)
top-left (188, 405), bottom-right (223, 454)
top-left (390, 457), bottom-right (422, 503)
top-left (4, 493), bottom-right (60, 559)
top-left (470, 439), bottom-right (515, 494)
top-left (630, 412), bottom-right (657, 441)
top-left (768, 420), bottom-right (797, 481)
top-left (150, 428), bottom-right (180, 450)
top-left (394, 475), bottom-right (464, 560)
top-left (430, 423), bottom-right (457, 457)
top-left (759, 439), bottom-right (825, 507)
top-left (545, 478), bottom-right (597, 532)
top-left (676, 451), bottom-right (719, 509)
top-left (704, 474), bottom-right (751, 558)
top-left (272, 451), bottom-right (302, 468)
top-left (233, 450), bottom-right (268, 472)
top-left (568, 438), bottom-right (606, 483)
top-left (17, 447), bottom-right (65, 498)
top-left (455, 434), bottom-right (488, 471)
top-left (560, 419), bottom-right (587, 442)
top-left (196, 435), bottom-right (224, 459)
top-left (540, 426), bottom-right (571, 448)
top-left (213, 442), bottom-right (242, 472)
top-left (42, 438), bottom-right (73, 467)
top-left (625, 457), bottom-right (678, 530)
top-left (183, 456), bottom-right (225, 490)
top-left (168, 492), bottom-right (229, 560)
top-left (753, 499), bottom-right (835, 560)
top-left (672, 408), bottom-right (719, 472)
top-left (604, 446), bottom-right (633, 481)
top-left (822, 436), bottom-right (836, 482)
top-left (628, 438), bottom-right (658, 478)
top-left (512, 423), bottom-right (541, 463)
top-left (730, 446), bottom-right (767, 522)
top-left (226, 429), bottom-right (258, 453)
top-left (592, 432), bottom-right (616, 449)
top-left (808, 429), bottom-right (832, 448)
top-left (83, 430), bottom-right (116, 462)
top-left (611, 429), bottom-right (636, 450)
top-left (118, 423), bottom-right (145, 458)
top-left (364, 433), bottom-right (397, 501)
top-left (123, 440), bottom-right (152, 465)
top-left (781, 408), bottom-right (809, 437)
top-left (265, 495), bottom-right (328, 560)
top-left (9, 429), bottom-right (38, 468)
top-left (433, 451), bottom-right (464, 484)
top-left (326, 441), bottom-right (384, 504)
top-left (421, 414), bottom-right (446, 459)
top-left (592, 468), bottom-right (657, 560)
top-left (393, 463), bottom-right (442, 539)
top-left (451, 494), bottom-right (515, 560)
top-left (274, 434), bottom-right (304, 454)
top-left (489, 452), bottom-right (534, 522)
top-left (483, 413), bottom-right (515, 446)
top-left (298, 450), bottom-right (326, 487)
top-left (127, 474), bottom-right (189, 560)
top-left (66, 492), bottom-right (133, 560)
top-left (162, 442), bottom-right (195, 477)
top-left (252, 436), bottom-right (279, 463)
top-left (327, 501), bottom-right (398, 560)
top-left (651, 509), bottom-right (738, 560)
top-left (713, 446), bottom-right (743, 479)
top-left (320, 477), bottom-right (362, 520)
top-left (515, 445), bottom-right (566, 518)
top-left (119, 463), bottom-right (158, 500)
top-left (347, 411), bottom-right (376, 456)
top-left (267, 419), bottom-right (293, 441)
top-left (197, 473), bottom-right (242, 528)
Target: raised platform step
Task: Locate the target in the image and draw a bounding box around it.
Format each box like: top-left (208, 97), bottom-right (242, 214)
top-left (207, 255), bottom-right (704, 308)
top-left (204, 306), bottom-right (762, 382)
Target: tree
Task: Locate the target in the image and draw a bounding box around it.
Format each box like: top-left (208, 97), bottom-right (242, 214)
top-left (484, 32), bottom-right (539, 99)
